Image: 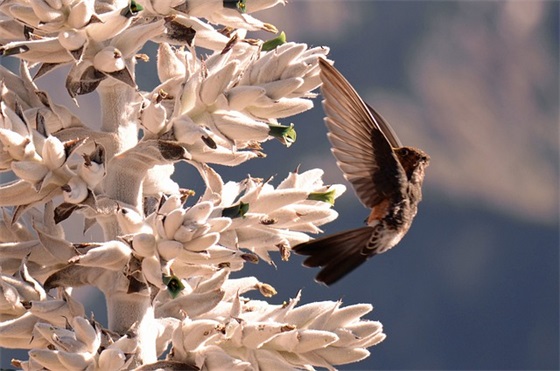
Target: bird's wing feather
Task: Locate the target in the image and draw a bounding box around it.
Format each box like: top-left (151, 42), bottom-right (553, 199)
top-left (366, 103), bottom-right (403, 148)
top-left (293, 226), bottom-right (376, 286)
top-left (319, 59), bottom-right (407, 208)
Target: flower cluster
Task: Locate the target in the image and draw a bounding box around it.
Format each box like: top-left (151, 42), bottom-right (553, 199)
top-left (0, 0), bottom-right (385, 369)
top-left (155, 39), bottom-right (327, 166)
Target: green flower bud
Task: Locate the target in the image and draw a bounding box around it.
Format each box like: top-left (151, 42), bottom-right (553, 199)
top-left (163, 274), bottom-right (185, 298)
top-left (222, 201), bottom-right (250, 218)
top-left (262, 31), bottom-right (287, 52)
top-left (223, 0), bottom-right (246, 13)
top-left (269, 122), bottom-right (296, 147)
top-left (122, 0), bottom-right (143, 18)
top-left (307, 188), bottom-right (337, 206)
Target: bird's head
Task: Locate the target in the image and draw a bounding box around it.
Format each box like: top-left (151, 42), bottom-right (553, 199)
top-left (394, 146), bottom-right (430, 183)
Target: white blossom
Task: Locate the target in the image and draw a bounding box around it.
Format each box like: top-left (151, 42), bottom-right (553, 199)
top-left (0, 0), bottom-right (386, 370)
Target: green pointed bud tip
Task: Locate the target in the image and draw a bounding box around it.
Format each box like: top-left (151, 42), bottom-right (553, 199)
top-left (122, 0), bottom-right (143, 17)
top-left (307, 189), bottom-right (337, 206)
top-left (239, 201), bottom-right (249, 216)
top-left (223, 0), bottom-right (246, 13)
top-left (222, 201), bottom-right (250, 218)
top-left (262, 31), bottom-right (287, 52)
top-left (269, 123), bottom-right (296, 147)
top-left (162, 275), bottom-right (185, 298)
top-left (130, 0), bottom-right (143, 11)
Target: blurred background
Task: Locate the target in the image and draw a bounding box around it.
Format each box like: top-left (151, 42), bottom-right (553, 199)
top-left (1, 1), bottom-right (558, 370)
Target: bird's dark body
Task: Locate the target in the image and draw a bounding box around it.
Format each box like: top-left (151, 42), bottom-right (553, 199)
top-left (293, 59), bottom-right (430, 286)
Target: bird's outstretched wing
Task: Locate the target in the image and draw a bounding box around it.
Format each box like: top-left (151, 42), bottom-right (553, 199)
top-left (318, 59), bottom-right (406, 208)
top-left (365, 103), bottom-right (402, 148)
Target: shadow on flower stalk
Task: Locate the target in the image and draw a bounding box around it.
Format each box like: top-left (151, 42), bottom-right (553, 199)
top-left (0, 0), bottom-right (385, 369)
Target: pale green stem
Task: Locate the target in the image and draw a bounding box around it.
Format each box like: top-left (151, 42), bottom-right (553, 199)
top-left (96, 69), bottom-right (157, 365)
top-left (97, 80), bottom-right (139, 155)
top-left (96, 66), bottom-right (142, 239)
top-left (107, 292), bottom-right (157, 365)
top-left (97, 80), bottom-right (141, 241)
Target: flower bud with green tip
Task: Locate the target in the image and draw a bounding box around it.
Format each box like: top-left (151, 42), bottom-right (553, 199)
top-left (307, 188), bottom-right (337, 206)
top-left (122, 0), bottom-right (144, 18)
top-left (268, 122), bottom-right (296, 147)
top-left (163, 274), bottom-right (185, 299)
top-left (223, 0), bottom-right (246, 13)
top-left (262, 31), bottom-right (287, 52)
top-left (222, 201), bottom-right (249, 218)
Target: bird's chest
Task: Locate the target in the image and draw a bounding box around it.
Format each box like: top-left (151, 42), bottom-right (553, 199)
top-left (364, 198), bottom-right (415, 254)
top-left (367, 196), bottom-right (415, 230)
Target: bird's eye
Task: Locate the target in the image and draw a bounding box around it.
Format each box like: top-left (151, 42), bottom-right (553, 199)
top-left (401, 148), bottom-right (409, 156)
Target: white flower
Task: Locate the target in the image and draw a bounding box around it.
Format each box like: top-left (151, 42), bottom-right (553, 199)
top-left (14, 315), bottom-right (137, 371)
top-left (172, 0), bottom-right (285, 33)
top-left (0, 0), bottom-right (387, 369)
top-left (210, 169), bottom-right (344, 263)
top-left (140, 39), bottom-right (329, 165)
top-left (169, 289), bottom-right (385, 370)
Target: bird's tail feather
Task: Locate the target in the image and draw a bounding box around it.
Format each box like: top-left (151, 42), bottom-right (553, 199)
top-left (293, 226), bottom-right (376, 285)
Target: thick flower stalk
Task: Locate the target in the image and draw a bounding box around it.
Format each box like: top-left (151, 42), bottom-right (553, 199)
top-left (0, 0), bottom-right (385, 369)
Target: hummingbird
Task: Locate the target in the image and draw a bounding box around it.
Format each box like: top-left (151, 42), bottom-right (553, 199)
top-left (292, 59), bottom-right (430, 286)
